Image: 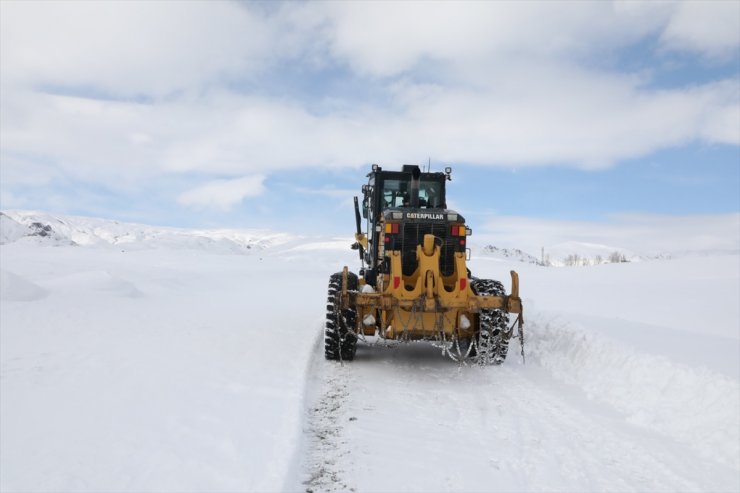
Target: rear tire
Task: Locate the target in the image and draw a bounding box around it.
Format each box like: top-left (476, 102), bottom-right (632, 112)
top-left (470, 279), bottom-right (511, 365)
top-left (324, 272), bottom-right (358, 361)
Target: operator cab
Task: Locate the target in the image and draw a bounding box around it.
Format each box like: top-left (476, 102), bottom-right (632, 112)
top-left (359, 164), bottom-right (466, 286)
top-left (381, 175), bottom-right (444, 209)
top-left (367, 164), bottom-right (447, 214)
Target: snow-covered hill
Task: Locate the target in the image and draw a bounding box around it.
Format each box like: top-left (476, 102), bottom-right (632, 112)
top-left (1, 211), bottom-right (738, 492)
top-left (479, 245), bottom-right (542, 264)
top-left (543, 240), bottom-right (640, 264)
top-left (1, 210), bottom-right (296, 252)
top-left (480, 241), bottom-right (642, 267)
top-left (478, 240), bottom-right (718, 267)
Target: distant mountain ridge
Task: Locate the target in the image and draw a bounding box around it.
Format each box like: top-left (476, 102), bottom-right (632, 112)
top-left (479, 245), bottom-right (542, 264)
top-left (0, 210), bottom-right (294, 253)
top-left (480, 242), bottom-right (663, 266)
top-left (3, 210), bottom-right (734, 263)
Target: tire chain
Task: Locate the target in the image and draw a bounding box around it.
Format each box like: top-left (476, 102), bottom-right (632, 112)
top-left (324, 273), bottom-right (358, 361)
top-left (470, 278), bottom-right (512, 365)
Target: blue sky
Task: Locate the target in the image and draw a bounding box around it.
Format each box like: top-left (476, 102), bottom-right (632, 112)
top-left (1, 1), bottom-right (738, 249)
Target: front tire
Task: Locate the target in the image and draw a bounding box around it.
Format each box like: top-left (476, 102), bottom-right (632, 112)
top-left (324, 272), bottom-right (358, 361)
top-left (470, 279), bottom-right (511, 365)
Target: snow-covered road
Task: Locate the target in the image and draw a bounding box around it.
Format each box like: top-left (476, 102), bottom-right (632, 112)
top-left (301, 322), bottom-right (738, 492)
top-left (299, 255), bottom-right (740, 493)
top-left (1, 212), bottom-right (738, 492)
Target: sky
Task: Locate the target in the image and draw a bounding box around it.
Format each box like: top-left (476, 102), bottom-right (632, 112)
top-left (1, 1), bottom-right (738, 254)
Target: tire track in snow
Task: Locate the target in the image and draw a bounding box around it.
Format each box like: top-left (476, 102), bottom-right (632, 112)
top-left (300, 333), bottom-right (356, 493)
top-left (299, 326), bottom-right (739, 492)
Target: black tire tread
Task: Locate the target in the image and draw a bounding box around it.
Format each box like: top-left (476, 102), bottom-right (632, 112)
top-left (324, 272), bottom-right (358, 361)
top-left (470, 279), bottom-right (511, 365)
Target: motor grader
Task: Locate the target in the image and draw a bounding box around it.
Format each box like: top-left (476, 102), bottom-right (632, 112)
top-left (325, 164), bottom-right (523, 364)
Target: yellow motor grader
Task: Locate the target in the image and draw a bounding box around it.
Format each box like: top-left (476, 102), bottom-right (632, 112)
top-left (325, 164), bottom-right (523, 364)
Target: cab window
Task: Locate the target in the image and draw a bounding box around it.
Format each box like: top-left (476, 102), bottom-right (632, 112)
top-left (382, 179), bottom-right (410, 208)
top-left (419, 180), bottom-right (442, 208)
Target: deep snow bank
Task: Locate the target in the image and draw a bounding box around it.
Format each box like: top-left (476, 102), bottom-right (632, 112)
top-left (0, 270), bottom-right (48, 302)
top-left (0, 241), bottom-right (357, 492)
top-left (526, 313), bottom-right (739, 469)
top-left (473, 253), bottom-right (740, 477)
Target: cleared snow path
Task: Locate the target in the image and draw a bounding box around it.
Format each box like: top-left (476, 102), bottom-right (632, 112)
top-left (299, 319), bottom-right (739, 493)
top-left (296, 253), bottom-right (740, 492)
top-left (300, 331), bottom-right (356, 493)
top-left (2, 219), bottom-right (737, 492)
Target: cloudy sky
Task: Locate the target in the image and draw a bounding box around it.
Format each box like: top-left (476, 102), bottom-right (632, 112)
top-left (1, 1), bottom-right (738, 252)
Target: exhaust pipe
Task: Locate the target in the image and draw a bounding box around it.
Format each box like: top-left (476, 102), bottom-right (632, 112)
top-left (409, 165), bottom-right (420, 208)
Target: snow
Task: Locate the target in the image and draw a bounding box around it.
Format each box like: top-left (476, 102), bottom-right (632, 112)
top-left (544, 241), bottom-right (640, 263)
top-left (1, 211), bottom-right (738, 492)
top-left (0, 270), bottom-right (48, 302)
top-left (480, 245), bottom-right (542, 264)
top-left (1, 210), bottom-right (296, 252)
top-left (0, 213), bottom-right (32, 244)
top-left (0, 243), bottom-right (343, 492)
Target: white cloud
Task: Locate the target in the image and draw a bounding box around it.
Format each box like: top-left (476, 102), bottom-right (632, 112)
top-left (0, 1), bottom-right (273, 97)
top-left (383, 69), bottom-right (739, 167)
top-left (311, 2), bottom-right (670, 77)
top-left (307, 1), bottom-right (739, 77)
top-left (476, 212), bottom-right (740, 256)
top-left (177, 176), bottom-right (265, 211)
top-left (2, 70), bottom-right (735, 189)
top-left (660, 1), bottom-right (740, 57)
top-left (0, 1), bottom-right (737, 206)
